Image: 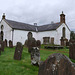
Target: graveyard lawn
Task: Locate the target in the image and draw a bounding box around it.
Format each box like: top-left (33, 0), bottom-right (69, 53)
top-left (0, 46), bottom-right (75, 75)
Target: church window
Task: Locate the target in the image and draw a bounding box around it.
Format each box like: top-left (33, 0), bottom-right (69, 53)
top-left (1, 31), bottom-right (3, 40)
top-left (1, 25), bottom-right (4, 31)
top-left (43, 37), bottom-right (50, 44)
top-left (62, 27), bottom-right (65, 38)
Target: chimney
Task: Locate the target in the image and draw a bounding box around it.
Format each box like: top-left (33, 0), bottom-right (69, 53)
top-left (60, 11), bottom-right (65, 23)
top-left (51, 21), bottom-right (54, 24)
top-left (2, 13), bottom-right (5, 19)
top-left (34, 23), bottom-right (37, 26)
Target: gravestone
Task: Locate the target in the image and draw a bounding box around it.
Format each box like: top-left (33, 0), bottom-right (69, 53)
top-left (39, 53), bottom-right (75, 75)
top-left (14, 42), bottom-right (23, 60)
top-left (1, 41), bottom-right (4, 52)
top-left (31, 47), bottom-right (40, 66)
top-left (4, 39), bottom-right (7, 47)
top-left (36, 40), bottom-right (41, 48)
top-left (9, 40), bottom-right (13, 48)
top-left (66, 41), bottom-right (69, 46)
top-left (0, 32), bottom-right (2, 55)
top-left (0, 43), bottom-right (1, 55)
top-left (24, 40), bottom-right (28, 47)
top-left (60, 37), bottom-right (68, 46)
top-left (69, 40), bottom-right (75, 60)
top-left (27, 32), bottom-right (36, 53)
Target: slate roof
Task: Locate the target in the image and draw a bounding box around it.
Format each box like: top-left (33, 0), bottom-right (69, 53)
top-left (5, 19), bottom-right (61, 32)
top-left (37, 23), bottom-right (60, 32)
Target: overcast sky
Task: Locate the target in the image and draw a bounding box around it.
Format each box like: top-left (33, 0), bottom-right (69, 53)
top-left (0, 0), bottom-right (75, 30)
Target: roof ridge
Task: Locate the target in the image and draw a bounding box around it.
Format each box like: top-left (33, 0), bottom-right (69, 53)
top-left (4, 19), bottom-right (61, 32)
top-left (5, 19), bottom-right (34, 26)
top-left (38, 22), bottom-right (60, 27)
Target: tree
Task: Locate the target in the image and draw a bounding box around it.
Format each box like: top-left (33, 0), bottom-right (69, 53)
top-left (70, 31), bottom-right (75, 40)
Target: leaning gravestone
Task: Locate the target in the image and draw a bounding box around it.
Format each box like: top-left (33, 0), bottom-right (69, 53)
top-left (69, 40), bottom-right (75, 60)
top-left (31, 47), bottom-right (40, 66)
top-left (9, 40), bottom-right (13, 48)
top-left (38, 53), bottom-right (75, 75)
top-left (14, 42), bottom-right (23, 60)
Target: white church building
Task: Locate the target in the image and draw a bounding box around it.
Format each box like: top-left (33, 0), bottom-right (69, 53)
top-left (0, 12), bottom-right (70, 46)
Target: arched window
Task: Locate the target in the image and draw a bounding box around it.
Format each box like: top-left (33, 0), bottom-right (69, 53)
top-left (1, 25), bottom-right (4, 31)
top-left (62, 27), bottom-right (66, 38)
top-left (1, 31), bottom-right (3, 40)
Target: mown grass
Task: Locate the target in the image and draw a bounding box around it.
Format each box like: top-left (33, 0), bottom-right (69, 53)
top-left (0, 45), bottom-right (75, 75)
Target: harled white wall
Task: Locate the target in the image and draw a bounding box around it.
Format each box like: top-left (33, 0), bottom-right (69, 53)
top-left (0, 20), bottom-right (70, 46)
top-left (13, 30), bottom-right (37, 46)
top-left (36, 23), bottom-right (70, 45)
top-left (56, 23), bottom-right (70, 45)
top-left (0, 19), bottom-right (12, 46)
top-left (36, 30), bottom-right (57, 44)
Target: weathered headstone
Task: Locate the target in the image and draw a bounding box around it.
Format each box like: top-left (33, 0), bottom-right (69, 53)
top-left (69, 40), bottom-right (75, 60)
top-left (0, 43), bottom-right (1, 55)
top-left (24, 40), bottom-right (28, 47)
top-left (4, 39), bottom-right (7, 47)
top-left (1, 41), bottom-right (4, 52)
top-left (14, 42), bottom-right (23, 60)
top-left (66, 41), bottom-right (69, 46)
top-left (9, 40), bottom-right (13, 48)
top-left (36, 40), bottom-right (41, 48)
top-left (39, 53), bottom-right (75, 75)
top-left (60, 37), bottom-right (68, 46)
top-left (31, 47), bottom-right (40, 66)
top-left (27, 32), bottom-right (36, 53)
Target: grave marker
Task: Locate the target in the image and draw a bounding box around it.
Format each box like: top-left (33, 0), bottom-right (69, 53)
top-left (36, 40), bottom-right (41, 48)
top-left (69, 40), bottom-right (75, 60)
top-left (31, 47), bottom-right (40, 66)
top-left (14, 42), bottom-right (23, 60)
top-left (27, 32), bottom-right (36, 53)
top-left (39, 53), bottom-right (75, 75)
top-left (1, 41), bottom-right (4, 52)
top-left (4, 39), bottom-right (7, 47)
top-left (9, 40), bottom-right (13, 48)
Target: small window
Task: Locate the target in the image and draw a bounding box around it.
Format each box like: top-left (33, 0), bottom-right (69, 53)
top-left (43, 37), bottom-right (50, 44)
top-left (51, 37), bottom-right (54, 44)
top-left (62, 27), bottom-right (65, 38)
top-left (1, 31), bottom-right (3, 40)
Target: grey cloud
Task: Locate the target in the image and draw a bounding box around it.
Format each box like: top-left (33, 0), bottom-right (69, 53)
top-left (0, 0), bottom-right (75, 30)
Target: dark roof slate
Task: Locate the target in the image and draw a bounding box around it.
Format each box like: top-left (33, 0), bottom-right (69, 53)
top-left (37, 22), bottom-right (60, 31)
top-left (5, 19), bottom-right (36, 31)
top-left (5, 19), bottom-right (60, 32)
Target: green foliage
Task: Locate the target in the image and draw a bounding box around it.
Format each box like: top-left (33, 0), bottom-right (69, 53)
top-left (0, 46), bottom-right (75, 75)
top-left (70, 31), bottom-right (75, 40)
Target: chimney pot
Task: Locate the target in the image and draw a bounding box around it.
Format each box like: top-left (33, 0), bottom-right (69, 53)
top-left (34, 23), bottom-right (37, 26)
top-left (2, 13), bottom-right (5, 19)
top-left (60, 11), bottom-right (65, 23)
